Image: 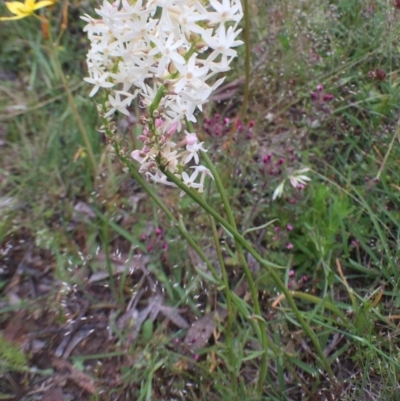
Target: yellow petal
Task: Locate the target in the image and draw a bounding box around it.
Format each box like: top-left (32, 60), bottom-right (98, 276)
top-left (5, 1), bottom-right (31, 15)
top-left (32, 0), bottom-right (54, 9)
top-left (0, 13), bottom-right (28, 20)
top-left (25, 0), bottom-right (36, 8)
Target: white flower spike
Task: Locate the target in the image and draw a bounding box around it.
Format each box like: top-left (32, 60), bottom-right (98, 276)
top-left (83, 0), bottom-right (244, 194)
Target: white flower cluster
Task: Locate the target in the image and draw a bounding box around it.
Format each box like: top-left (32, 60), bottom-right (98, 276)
top-left (82, 0), bottom-right (243, 193)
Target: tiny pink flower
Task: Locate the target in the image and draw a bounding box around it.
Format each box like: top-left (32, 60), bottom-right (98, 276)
top-left (286, 224), bottom-right (293, 231)
top-left (131, 150), bottom-right (145, 163)
top-left (155, 227), bottom-right (163, 235)
top-left (167, 121), bottom-right (179, 138)
top-left (289, 269), bottom-right (295, 277)
top-left (323, 93), bottom-right (334, 102)
top-left (185, 133), bottom-right (198, 146)
top-left (286, 242), bottom-right (294, 250)
top-left (262, 154), bottom-right (272, 164)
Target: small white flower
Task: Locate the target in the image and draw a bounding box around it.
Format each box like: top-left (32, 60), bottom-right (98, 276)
top-left (180, 170), bottom-right (203, 196)
top-left (84, 70), bottom-right (114, 97)
top-left (148, 33), bottom-right (186, 76)
top-left (190, 165), bottom-right (213, 192)
top-left (146, 170), bottom-right (176, 186)
top-left (160, 145), bottom-right (179, 172)
top-left (104, 91), bottom-right (134, 118)
top-left (174, 54), bottom-right (209, 94)
top-left (184, 141), bottom-right (207, 165)
top-left (202, 24), bottom-right (243, 60)
top-left (208, 0), bottom-right (243, 25)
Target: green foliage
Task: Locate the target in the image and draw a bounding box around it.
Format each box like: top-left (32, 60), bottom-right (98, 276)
top-left (0, 334), bottom-right (27, 372)
top-left (291, 186), bottom-right (353, 276)
top-left (0, 0), bottom-right (400, 399)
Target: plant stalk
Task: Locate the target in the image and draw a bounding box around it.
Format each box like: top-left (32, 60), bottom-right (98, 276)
top-left (161, 166), bottom-right (335, 380)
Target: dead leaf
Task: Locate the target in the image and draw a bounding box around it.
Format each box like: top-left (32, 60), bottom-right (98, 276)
top-left (184, 308), bottom-right (227, 352)
top-left (159, 306), bottom-right (189, 329)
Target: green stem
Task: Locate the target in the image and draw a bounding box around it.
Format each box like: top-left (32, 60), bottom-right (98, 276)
top-left (241, 0), bottom-right (251, 120)
top-left (161, 167), bottom-right (335, 380)
top-left (201, 151), bottom-right (269, 393)
top-left (149, 85), bottom-right (166, 117)
top-left (117, 152), bottom-right (220, 283)
top-left (122, 154), bottom-right (323, 389)
top-left (375, 117), bottom-right (400, 180)
top-left (48, 39), bottom-right (97, 178)
top-left (289, 291), bottom-right (350, 325)
top-left (209, 215), bottom-right (238, 396)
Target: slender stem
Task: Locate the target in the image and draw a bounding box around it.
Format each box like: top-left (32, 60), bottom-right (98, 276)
top-left (118, 152), bottom-right (220, 282)
top-left (201, 151), bottom-right (269, 392)
top-left (240, 0), bottom-right (251, 120)
top-left (123, 153), bottom-right (326, 388)
top-left (161, 167), bottom-right (335, 380)
top-left (289, 291), bottom-right (350, 325)
top-left (209, 216), bottom-right (238, 397)
top-left (149, 85), bottom-right (165, 117)
top-left (47, 28), bottom-right (97, 177)
top-left (375, 117), bottom-right (400, 180)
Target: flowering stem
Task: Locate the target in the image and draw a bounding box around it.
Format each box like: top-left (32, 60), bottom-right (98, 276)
top-left (161, 167), bottom-right (335, 381)
top-left (209, 215), bottom-right (238, 395)
top-left (240, 0), bottom-right (251, 120)
top-left (149, 85), bottom-right (165, 118)
top-left (117, 151), bottom-right (220, 282)
top-left (201, 151), bottom-right (269, 392)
